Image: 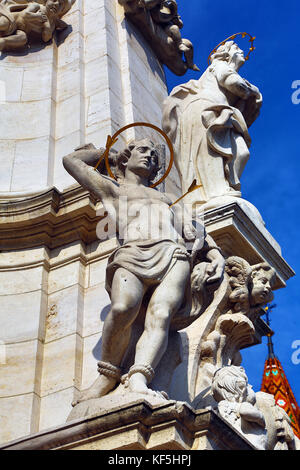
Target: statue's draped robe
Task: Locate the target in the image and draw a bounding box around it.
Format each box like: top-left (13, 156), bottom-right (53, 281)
top-left (162, 63), bottom-right (255, 204)
top-left (105, 239), bottom-right (186, 295)
top-left (105, 238), bottom-right (215, 332)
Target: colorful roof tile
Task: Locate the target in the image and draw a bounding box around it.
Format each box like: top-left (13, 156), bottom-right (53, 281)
top-left (261, 333), bottom-right (300, 440)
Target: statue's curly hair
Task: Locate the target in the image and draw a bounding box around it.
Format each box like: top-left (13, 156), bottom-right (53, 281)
top-left (115, 139), bottom-right (162, 186)
top-left (250, 262), bottom-right (276, 285)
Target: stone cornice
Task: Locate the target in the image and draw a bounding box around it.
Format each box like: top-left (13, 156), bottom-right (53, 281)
top-left (0, 400), bottom-right (254, 450)
top-left (0, 185), bottom-right (103, 250)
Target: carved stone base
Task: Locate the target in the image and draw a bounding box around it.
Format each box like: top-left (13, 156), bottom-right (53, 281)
top-left (0, 400), bottom-right (255, 451)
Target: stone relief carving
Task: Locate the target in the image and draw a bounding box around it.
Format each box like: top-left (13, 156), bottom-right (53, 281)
top-left (163, 40), bottom-right (262, 207)
top-left (63, 138), bottom-right (226, 412)
top-left (118, 0), bottom-right (199, 75)
top-left (0, 0), bottom-right (75, 51)
top-left (211, 366), bottom-right (297, 450)
top-left (190, 256), bottom-right (276, 408)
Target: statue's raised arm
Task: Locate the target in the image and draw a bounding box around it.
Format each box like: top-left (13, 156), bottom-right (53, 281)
top-left (63, 144), bottom-right (119, 203)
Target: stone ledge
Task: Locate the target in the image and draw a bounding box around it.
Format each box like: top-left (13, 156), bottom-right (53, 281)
top-left (204, 202), bottom-right (295, 289)
top-left (0, 400), bottom-right (255, 450)
top-left (0, 184), bottom-right (103, 250)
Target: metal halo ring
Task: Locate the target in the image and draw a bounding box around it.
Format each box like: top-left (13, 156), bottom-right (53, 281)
top-left (208, 32), bottom-right (256, 65)
top-left (98, 122), bottom-right (174, 189)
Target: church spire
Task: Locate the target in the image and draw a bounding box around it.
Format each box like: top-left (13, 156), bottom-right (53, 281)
top-left (261, 305), bottom-right (300, 440)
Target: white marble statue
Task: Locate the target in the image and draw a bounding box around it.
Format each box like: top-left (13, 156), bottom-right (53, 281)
top-left (0, 0), bottom-right (75, 51)
top-left (63, 139), bottom-right (225, 404)
top-left (212, 366), bottom-right (297, 450)
top-left (162, 40), bottom-right (262, 207)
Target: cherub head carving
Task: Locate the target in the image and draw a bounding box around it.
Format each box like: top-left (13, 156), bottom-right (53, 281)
top-left (212, 365), bottom-right (250, 404)
top-left (250, 263), bottom-right (276, 307)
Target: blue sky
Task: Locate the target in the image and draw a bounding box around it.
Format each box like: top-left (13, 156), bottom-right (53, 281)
top-left (165, 0), bottom-right (300, 399)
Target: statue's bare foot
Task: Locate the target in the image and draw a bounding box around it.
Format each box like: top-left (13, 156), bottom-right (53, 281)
top-left (128, 373), bottom-right (167, 400)
top-left (72, 375), bottom-right (117, 407)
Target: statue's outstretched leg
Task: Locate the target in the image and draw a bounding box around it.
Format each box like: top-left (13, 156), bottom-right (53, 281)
top-left (73, 268), bottom-right (145, 406)
top-left (128, 258), bottom-right (190, 397)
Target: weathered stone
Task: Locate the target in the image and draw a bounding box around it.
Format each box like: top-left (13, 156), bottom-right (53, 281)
top-left (211, 366), bottom-right (298, 450)
top-left (0, 401), bottom-right (255, 450)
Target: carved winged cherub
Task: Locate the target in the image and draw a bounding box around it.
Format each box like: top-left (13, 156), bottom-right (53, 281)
top-left (118, 0), bottom-right (199, 75)
top-left (142, 0), bottom-right (199, 72)
top-left (0, 0), bottom-right (74, 51)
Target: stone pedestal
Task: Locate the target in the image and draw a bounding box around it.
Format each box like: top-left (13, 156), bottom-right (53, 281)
top-left (0, 400), bottom-right (254, 451)
top-left (204, 201), bottom-right (294, 289)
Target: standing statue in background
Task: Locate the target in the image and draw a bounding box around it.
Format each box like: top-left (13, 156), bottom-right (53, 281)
top-left (163, 40), bottom-right (262, 207)
top-left (0, 0), bottom-right (75, 51)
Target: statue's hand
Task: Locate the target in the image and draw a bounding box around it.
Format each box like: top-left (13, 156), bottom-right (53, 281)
top-left (0, 38), bottom-right (5, 52)
top-left (206, 249), bottom-right (225, 284)
top-left (183, 223), bottom-right (197, 242)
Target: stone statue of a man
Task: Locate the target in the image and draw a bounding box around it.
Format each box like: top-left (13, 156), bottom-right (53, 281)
top-left (63, 138), bottom-right (225, 403)
top-left (163, 40), bottom-right (262, 207)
